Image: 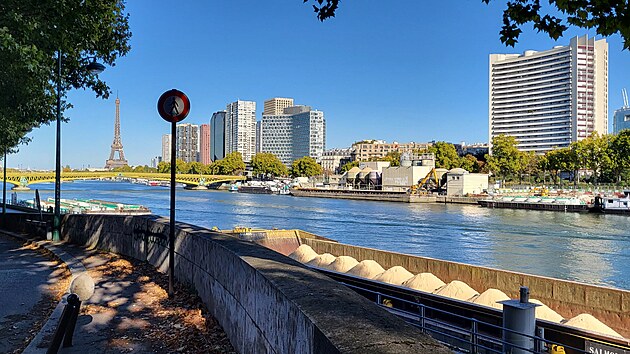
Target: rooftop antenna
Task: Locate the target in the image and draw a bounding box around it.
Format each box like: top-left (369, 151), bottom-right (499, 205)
top-left (623, 88), bottom-right (629, 108)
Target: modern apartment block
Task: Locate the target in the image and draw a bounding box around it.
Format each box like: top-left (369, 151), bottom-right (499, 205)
top-left (263, 97), bottom-right (294, 116)
top-left (613, 89), bottom-right (630, 134)
top-left (199, 123), bottom-right (211, 164)
top-left (210, 111), bottom-right (226, 161)
top-left (489, 35), bottom-right (608, 154)
top-left (226, 100), bottom-right (257, 162)
top-left (161, 134), bottom-right (171, 162)
top-left (176, 123), bottom-right (200, 163)
top-left (351, 141), bottom-right (432, 161)
top-left (261, 103), bottom-right (326, 165)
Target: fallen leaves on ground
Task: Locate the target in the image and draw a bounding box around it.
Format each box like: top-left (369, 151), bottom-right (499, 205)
top-left (83, 251), bottom-right (236, 353)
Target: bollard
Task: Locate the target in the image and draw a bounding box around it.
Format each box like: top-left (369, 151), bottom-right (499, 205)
top-left (499, 286), bottom-right (539, 354)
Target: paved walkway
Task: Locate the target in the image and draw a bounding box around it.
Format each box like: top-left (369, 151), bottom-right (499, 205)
top-left (0, 233), bottom-right (66, 354)
top-left (0, 231), bottom-right (235, 354)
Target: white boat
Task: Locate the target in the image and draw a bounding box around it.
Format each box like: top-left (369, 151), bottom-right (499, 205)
top-left (595, 192), bottom-right (630, 213)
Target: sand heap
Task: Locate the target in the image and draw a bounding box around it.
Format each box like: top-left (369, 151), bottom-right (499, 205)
top-left (288, 245), bottom-right (318, 263)
top-left (306, 253), bottom-right (336, 268)
top-left (373, 266), bottom-right (414, 285)
top-left (433, 281), bottom-right (479, 301)
top-left (403, 273), bottom-right (446, 293)
top-left (472, 289), bottom-right (510, 310)
top-left (564, 314), bottom-right (623, 338)
top-left (347, 260), bottom-right (385, 279)
top-left (325, 256), bottom-right (359, 273)
top-left (529, 299), bottom-right (564, 323)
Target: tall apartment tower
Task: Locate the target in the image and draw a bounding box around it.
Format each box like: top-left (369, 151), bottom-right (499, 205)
top-left (161, 134), bottom-right (171, 162)
top-left (210, 111), bottom-right (226, 161)
top-left (489, 35), bottom-right (608, 154)
top-left (199, 123), bottom-right (211, 164)
top-left (176, 123), bottom-right (200, 163)
top-left (226, 100), bottom-right (256, 162)
top-left (256, 121), bottom-right (262, 154)
top-left (261, 103), bottom-right (326, 165)
top-left (263, 97), bottom-right (294, 116)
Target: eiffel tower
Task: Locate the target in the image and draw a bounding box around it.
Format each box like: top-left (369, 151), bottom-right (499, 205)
top-left (104, 95), bottom-right (129, 170)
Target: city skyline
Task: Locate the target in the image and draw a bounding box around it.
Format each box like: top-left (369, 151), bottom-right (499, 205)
top-left (6, 1), bottom-right (630, 170)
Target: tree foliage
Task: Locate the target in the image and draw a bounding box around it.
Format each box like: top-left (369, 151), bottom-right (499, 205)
top-left (251, 153), bottom-right (288, 177)
top-left (370, 151), bottom-right (401, 167)
top-left (486, 135), bottom-right (522, 180)
top-left (212, 152), bottom-right (245, 175)
top-left (428, 142), bottom-right (461, 170)
top-left (291, 156), bottom-right (323, 177)
top-left (303, 0), bottom-right (630, 50)
top-left (0, 0), bottom-right (132, 152)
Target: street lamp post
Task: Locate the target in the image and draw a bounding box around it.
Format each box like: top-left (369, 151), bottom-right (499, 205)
top-left (52, 52), bottom-right (105, 241)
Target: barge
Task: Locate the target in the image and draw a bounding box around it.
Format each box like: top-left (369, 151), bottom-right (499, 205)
top-left (478, 196), bottom-right (592, 212)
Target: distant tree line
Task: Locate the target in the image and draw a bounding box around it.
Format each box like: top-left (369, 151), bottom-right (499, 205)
top-left (150, 152), bottom-right (323, 178)
top-left (487, 130), bottom-right (630, 185)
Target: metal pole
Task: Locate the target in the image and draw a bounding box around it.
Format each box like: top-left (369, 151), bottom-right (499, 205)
top-left (168, 121), bottom-right (176, 296)
top-left (2, 149), bottom-right (6, 219)
top-left (53, 50), bottom-right (62, 241)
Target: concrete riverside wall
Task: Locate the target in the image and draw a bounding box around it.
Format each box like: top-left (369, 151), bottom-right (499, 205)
top-left (303, 239), bottom-right (630, 338)
top-left (58, 214), bottom-right (449, 354)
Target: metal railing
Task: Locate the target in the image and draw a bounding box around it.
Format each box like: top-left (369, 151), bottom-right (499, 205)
top-left (344, 282), bottom-right (591, 354)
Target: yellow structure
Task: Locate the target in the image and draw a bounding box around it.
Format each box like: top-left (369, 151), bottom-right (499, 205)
top-left (0, 171), bottom-right (245, 189)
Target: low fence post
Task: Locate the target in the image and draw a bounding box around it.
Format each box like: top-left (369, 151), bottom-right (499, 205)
top-left (499, 286), bottom-right (539, 354)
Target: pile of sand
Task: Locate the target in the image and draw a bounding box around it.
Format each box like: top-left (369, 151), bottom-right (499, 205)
top-left (373, 266), bottom-right (414, 285)
top-left (347, 260), bottom-right (385, 279)
top-left (325, 256), bottom-right (359, 273)
top-left (403, 273), bottom-right (446, 293)
top-left (433, 281), bottom-right (479, 301)
top-left (288, 245), bottom-right (318, 263)
top-left (529, 299), bottom-right (564, 323)
top-left (564, 314), bottom-right (623, 338)
top-left (472, 289), bottom-right (510, 310)
top-left (306, 253), bottom-right (336, 268)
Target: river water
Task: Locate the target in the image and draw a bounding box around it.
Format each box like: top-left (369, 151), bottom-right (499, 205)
top-left (11, 180), bottom-right (630, 290)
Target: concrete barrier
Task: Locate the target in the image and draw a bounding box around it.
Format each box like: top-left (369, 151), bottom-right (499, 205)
top-left (55, 214), bottom-right (449, 354)
top-left (301, 238), bottom-right (630, 338)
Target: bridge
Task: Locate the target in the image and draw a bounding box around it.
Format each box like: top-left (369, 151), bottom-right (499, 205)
top-left (0, 171), bottom-right (246, 189)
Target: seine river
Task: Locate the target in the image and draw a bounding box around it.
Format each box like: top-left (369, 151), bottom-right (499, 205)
top-left (11, 180), bottom-right (630, 290)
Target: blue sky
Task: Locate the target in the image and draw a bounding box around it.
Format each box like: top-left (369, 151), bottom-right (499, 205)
top-left (9, 0), bottom-right (630, 170)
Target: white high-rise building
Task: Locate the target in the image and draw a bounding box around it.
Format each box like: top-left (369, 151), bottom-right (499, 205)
top-left (161, 134), bottom-right (171, 162)
top-left (176, 123), bottom-right (200, 163)
top-left (226, 100), bottom-right (256, 162)
top-left (261, 103), bottom-right (326, 165)
top-left (489, 35), bottom-right (608, 154)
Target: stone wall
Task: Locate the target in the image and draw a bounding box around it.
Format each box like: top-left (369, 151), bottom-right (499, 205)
top-left (303, 238), bottom-right (630, 339)
top-left (58, 214), bottom-right (449, 354)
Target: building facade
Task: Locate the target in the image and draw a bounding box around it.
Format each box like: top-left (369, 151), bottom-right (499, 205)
top-left (199, 124), bottom-right (211, 164)
top-left (261, 104), bottom-right (326, 165)
top-left (161, 134), bottom-right (171, 162)
top-left (263, 97), bottom-right (294, 116)
top-left (613, 89), bottom-right (630, 134)
top-left (210, 111), bottom-right (226, 161)
top-left (226, 100), bottom-right (256, 162)
top-left (351, 141), bottom-right (432, 161)
top-left (256, 120), bottom-right (262, 154)
top-left (320, 148), bottom-right (353, 174)
top-left (489, 35), bottom-right (608, 154)
top-left (176, 123), bottom-right (199, 163)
